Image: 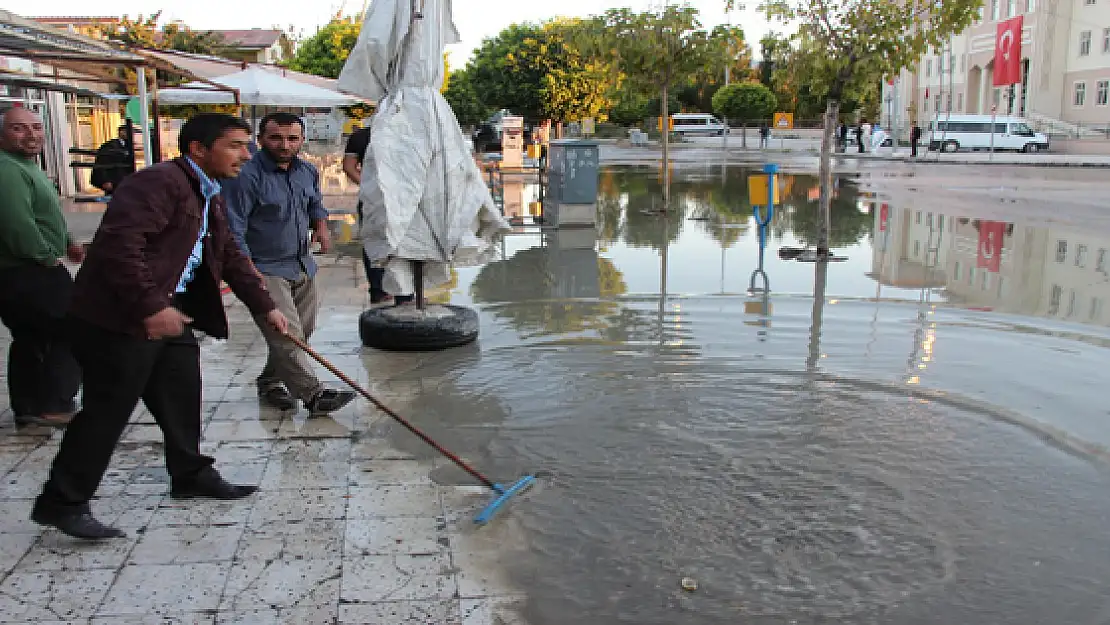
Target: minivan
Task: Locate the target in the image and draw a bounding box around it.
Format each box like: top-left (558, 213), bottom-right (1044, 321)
top-left (671, 113), bottom-right (727, 137)
top-left (926, 115), bottom-right (1050, 153)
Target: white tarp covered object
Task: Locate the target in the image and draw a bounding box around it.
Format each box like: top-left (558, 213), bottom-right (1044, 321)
top-left (158, 67), bottom-right (356, 107)
top-left (337, 0), bottom-right (509, 295)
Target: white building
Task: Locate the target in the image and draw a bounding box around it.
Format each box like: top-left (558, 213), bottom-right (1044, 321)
top-left (883, 0), bottom-right (1110, 137)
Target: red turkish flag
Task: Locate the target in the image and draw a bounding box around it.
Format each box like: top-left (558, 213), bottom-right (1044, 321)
top-left (879, 203), bottom-right (889, 232)
top-left (993, 15), bottom-right (1023, 87)
top-left (977, 221), bottom-right (1007, 272)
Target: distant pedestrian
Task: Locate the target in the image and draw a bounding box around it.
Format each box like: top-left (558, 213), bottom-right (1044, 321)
top-left (0, 107), bottom-right (84, 428)
top-left (838, 123), bottom-right (848, 152)
top-left (224, 112), bottom-right (356, 415)
top-left (759, 123), bottom-right (770, 149)
top-left (342, 122), bottom-right (414, 306)
top-left (855, 123), bottom-right (865, 153)
top-left (32, 113), bottom-right (289, 540)
top-left (90, 125), bottom-right (134, 195)
top-left (911, 123), bottom-right (923, 158)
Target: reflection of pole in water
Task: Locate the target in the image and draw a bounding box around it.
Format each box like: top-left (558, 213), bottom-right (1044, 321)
top-left (659, 173), bottom-right (671, 345)
top-left (807, 260), bottom-right (829, 373)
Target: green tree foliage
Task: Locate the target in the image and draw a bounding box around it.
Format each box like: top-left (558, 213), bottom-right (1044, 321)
top-left (728, 0), bottom-right (981, 253)
top-left (284, 16), bottom-right (361, 79)
top-left (469, 20), bottom-right (617, 123)
top-left (712, 82), bottom-right (777, 145)
top-left (443, 68), bottom-right (491, 128)
top-left (586, 4), bottom-right (711, 191)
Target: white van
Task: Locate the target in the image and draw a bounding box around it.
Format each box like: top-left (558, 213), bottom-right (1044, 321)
top-left (926, 115), bottom-right (1049, 153)
top-left (671, 113), bottom-right (727, 137)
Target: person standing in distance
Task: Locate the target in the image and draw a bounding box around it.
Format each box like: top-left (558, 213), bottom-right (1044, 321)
top-left (341, 122), bottom-right (413, 306)
top-left (224, 112), bottom-right (355, 414)
top-left (0, 107), bottom-right (85, 428)
top-left (32, 113), bottom-right (289, 540)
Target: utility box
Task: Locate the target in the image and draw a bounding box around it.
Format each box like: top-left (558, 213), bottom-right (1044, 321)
top-left (546, 139), bottom-right (600, 205)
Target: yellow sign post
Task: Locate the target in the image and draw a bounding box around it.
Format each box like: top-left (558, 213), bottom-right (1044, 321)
top-left (772, 112), bottom-right (794, 130)
top-left (747, 173), bottom-right (782, 206)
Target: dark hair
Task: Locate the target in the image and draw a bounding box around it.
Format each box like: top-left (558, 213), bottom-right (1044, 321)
top-left (258, 112), bottom-right (305, 136)
top-left (178, 113), bottom-right (251, 155)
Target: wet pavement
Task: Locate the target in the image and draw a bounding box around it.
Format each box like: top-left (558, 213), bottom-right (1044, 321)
top-left (3, 164), bottom-right (1110, 623)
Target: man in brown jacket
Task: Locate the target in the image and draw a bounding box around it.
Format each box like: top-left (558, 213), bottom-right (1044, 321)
top-left (32, 113), bottom-right (289, 540)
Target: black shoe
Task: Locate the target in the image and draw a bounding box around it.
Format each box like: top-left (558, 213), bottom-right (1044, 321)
top-left (171, 472), bottom-right (258, 500)
top-left (304, 388), bottom-right (356, 414)
top-left (31, 507), bottom-right (125, 540)
top-left (258, 386), bottom-right (296, 410)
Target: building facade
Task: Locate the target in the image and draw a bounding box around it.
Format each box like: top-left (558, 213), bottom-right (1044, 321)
top-left (883, 0), bottom-right (1110, 136)
top-left (213, 29), bottom-right (291, 64)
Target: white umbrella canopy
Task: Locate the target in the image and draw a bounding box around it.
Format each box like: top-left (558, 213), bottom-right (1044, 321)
top-left (157, 66), bottom-right (357, 107)
top-left (338, 0), bottom-right (509, 296)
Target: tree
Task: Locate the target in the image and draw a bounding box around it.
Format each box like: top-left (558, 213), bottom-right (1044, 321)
top-left (469, 20), bottom-right (618, 123)
top-left (731, 0), bottom-right (980, 255)
top-left (712, 82), bottom-right (776, 147)
top-left (588, 4), bottom-right (711, 210)
top-left (443, 68), bottom-right (491, 128)
top-left (284, 16), bottom-right (361, 79)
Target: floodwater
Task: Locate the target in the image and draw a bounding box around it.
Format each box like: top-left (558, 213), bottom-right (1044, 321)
top-left (351, 165), bottom-right (1110, 624)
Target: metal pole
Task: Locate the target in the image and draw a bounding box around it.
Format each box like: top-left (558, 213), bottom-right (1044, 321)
top-left (136, 66), bottom-right (153, 167)
top-left (414, 261), bottom-right (425, 310)
top-left (723, 63), bottom-right (730, 150)
top-left (989, 107), bottom-right (996, 160)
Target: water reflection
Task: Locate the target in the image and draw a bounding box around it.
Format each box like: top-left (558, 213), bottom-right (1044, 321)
top-left (870, 204), bottom-right (1110, 327)
top-left (366, 165), bottom-right (1110, 624)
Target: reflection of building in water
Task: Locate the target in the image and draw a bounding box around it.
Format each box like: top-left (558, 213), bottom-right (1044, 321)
top-left (868, 201), bottom-right (1110, 326)
top-left (1039, 232), bottom-right (1110, 324)
top-left (867, 203), bottom-right (948, 289)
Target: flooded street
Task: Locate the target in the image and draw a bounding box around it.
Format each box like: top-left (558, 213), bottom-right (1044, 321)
top-left (349, 165), bottom-right (1110, 624)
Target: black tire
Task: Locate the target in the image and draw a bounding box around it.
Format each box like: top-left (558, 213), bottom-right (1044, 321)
top-left (359, 304), bottom-right (480, 352)
top-left (943, 140), bottom-right (959, 153)
top-left (1023, 143), bottom-right (1039, 153)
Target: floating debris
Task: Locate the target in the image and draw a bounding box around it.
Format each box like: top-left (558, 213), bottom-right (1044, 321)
top-left (681, 577), bottom-right (698, 592)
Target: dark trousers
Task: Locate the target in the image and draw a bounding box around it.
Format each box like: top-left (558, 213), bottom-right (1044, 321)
top-left (0, 264), bottom-right (80, 416)
top-left (36, 318), bottom-right (214, 513)
top-left (357, 202), bottom-right (413, 304)
top-left (911, 137), bottom-right (920, 157)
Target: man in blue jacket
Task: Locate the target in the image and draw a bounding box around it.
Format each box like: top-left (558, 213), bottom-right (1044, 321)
top-left (224, 113), bottom-right (355, 414)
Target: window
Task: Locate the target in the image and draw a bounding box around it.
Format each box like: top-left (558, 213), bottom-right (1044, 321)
top-left (1027, 0), bottom-right (1036, 11)
top-left (1104, 28), bottom-right (1110, 53)
top-left (1080, 31), bottom-right (1092, 56)
top-left (999, 276), bottom-right (1008, 297)
top-left (1092, 298), bottom-right (1104, 321)
top-left (926, 213), bottom-right (934, 227)
top-left (1085, 0), bottom-right (1096, 4)
top-left (1008, 0), bottom-right (1017, 16)
top-left (938, 215), bottom-right (945, 231)
top-left (1049, 285), bottom-right (1062, 315)
top-left (954, 262), bottom-right (963, 281)
top-left (969, 267), bottom-right (977, 284)
top-left (926, 59), bottom-right (933, 77)
top-left (935, 94), bottom-right (942, 111)
top-left (914, 241), bottom-right (921, 257)
top-left (915, 211), bottom-right (922, 224)
top-left (1076, 244), bottom-right (1089, 267)
top-left (992, 0), bottom-right (1001, 19)
top-left (1098, 80), bottom-right (1109, 106)
top-left (1097, 248), bottom-right (1107, 272)
top-left (1056, 240), bottom-right (1068, 263)
top-left (957, 93), bottom-right (964, 111)
top-left (1075, 82), bottom-right (1087, 106)
top-left (946, 93), bottom-right (953, 112)
top-left (1067, 291), bottom-right (1077, 317)
top-left (960, 54), bottom-right (966, 73)
top-left (982, 272), bottom-right (993, 290)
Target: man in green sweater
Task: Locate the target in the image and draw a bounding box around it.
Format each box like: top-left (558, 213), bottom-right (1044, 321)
top-left (0, 107), bottom-right (86, 427)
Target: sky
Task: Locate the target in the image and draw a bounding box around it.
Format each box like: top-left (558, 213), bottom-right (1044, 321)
top-left (25, 0), bottom-right (787, 64)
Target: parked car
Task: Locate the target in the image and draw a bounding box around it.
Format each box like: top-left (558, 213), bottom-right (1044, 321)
top-left (927, 114), bottom-right (1050, 153)
top-left (671, 113), bottom-right (727, 137)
